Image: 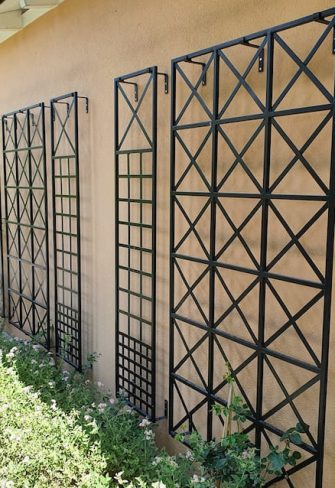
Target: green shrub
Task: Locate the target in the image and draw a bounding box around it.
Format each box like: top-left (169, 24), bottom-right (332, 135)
top-left (0, 333), bottom-right (212, 488)
top-left (0, 347), bottom-right (109, 487)
top-left (0, 333), bottom-right (306, 488)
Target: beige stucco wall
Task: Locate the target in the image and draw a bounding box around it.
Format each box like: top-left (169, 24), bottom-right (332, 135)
top-left (1, 0), bottom-right (335, 486)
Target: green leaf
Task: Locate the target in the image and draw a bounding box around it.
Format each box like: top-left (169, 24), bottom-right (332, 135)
top-left (296, 422), bottom-right (308, 433)
top-left (289, 432), bottom-right (302, 445)
top-left (292, 451), bottom-right (302, 459)
top-left (267, 451), bottom-right (285, 472)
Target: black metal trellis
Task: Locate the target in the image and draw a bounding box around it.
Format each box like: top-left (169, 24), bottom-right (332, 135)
top-left (169, 8), bottom-right (335, 487)
top-left (51, 92), bottom-right (87, 369)
top-left (1, 103), bottom-right (50, 345)
top-left (115, 67), bottom-right (167, 419)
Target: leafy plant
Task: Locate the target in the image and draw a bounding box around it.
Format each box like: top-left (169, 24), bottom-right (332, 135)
top-left (0, 332), bottom-right (212, 487)
top-left (178, 364), bottom-right (306, 487)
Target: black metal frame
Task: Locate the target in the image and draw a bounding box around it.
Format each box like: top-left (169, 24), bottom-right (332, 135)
top-left (115, 66), bottom-right (167, 419)
top-left (51, 92), bottom-right (87, 369)
top-left (169, 8), bottom-right (335, 487)
top-left (1, 103), bottom-right (50, 346)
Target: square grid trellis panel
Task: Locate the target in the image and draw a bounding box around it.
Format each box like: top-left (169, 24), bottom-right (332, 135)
top-left (51, 93), bottom-right (84, 369)
top-left (114, 67), bottom-right (157, 418)
top-left (114, 67), bottom-right (159, 419)
top-left (169, 8), bottom-right (335, 487)
top-left (1, 104), bottom-right (50, 346)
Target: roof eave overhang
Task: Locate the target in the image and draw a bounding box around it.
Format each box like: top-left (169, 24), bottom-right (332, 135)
top-left (0, 0), bottom-right (63, 44)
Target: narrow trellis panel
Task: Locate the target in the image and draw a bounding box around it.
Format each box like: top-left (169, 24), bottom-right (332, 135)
top-left (51, 92), bottom-right (86, 369)
top-left (114, 67), bottom-right (162, 419)
top-left (169, 8), bottom-right (335, 487)
top-left (1, 104), bottom-right (50, 346)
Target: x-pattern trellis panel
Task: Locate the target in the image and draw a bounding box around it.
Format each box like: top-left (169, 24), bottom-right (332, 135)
top-left (1, 103), bottom-right (50, 346)
top-left (51, 93), bottom-right (82, 369)
top-left (115, 67), bottom-right (158, 419)
top-left (169, 8), bottom-right (335, 487)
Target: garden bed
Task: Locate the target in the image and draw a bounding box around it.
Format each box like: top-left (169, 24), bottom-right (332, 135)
top-left (0, 332), bottom-right (303, 487)
top-left (0, 332), bottom-right (207, 488)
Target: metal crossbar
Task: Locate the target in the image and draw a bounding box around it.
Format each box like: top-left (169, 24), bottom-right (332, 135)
top-left (169, 8), bottom-right (335, 487)
top-left (115, 66), bottom-right (167, 419)
top-left (1, 103), bottom-right (50, 346)
top-left (50, 92), bottom-right (86, 369)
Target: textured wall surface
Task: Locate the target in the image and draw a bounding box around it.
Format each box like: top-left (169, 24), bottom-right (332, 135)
top-left (0, 0), bottom-right (335, 485)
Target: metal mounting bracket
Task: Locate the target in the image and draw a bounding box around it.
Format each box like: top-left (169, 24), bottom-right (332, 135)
top-left (78, 96), bottom-right (89, 113)
top-left (185, 57), bottom-right (207, 85)
top-left (240, 38), bottom-right (264, 72)
top-left (119, 80), bottom-right (138, 102)
top-left (155, 400), bottom-right (169, 421)
top-left (157, 72), bottom-right (169, 94)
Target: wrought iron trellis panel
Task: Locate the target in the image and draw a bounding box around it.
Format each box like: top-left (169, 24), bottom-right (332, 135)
top-left (115, 66), bottom-right (166, 419)
top-left (169, 8), bottom-right (335, 487)
top-left (1, 103), bottom-right (50, 346)
top-left (51, 92), bottom-right (86, 369)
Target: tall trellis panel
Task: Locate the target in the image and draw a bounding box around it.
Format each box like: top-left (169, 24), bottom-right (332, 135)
top-left (169, 8), bottom-right (335, 487)
top-left (51, 92), bottom-right (85, 369)
top-left (115, 67), bottom-right (167, 419)
top-left (1, 103), bottom-right (50, 346)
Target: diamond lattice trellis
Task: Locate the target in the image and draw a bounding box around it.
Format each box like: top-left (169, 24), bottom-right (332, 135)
top-left (2, 104), bottom-right (50, 345)
top-left (170, 8), bottom-right (335, 487)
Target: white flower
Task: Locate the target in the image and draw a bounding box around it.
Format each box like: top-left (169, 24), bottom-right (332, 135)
top-left (49, 358), bottom-right (55, 366)
top-left (85, 379), bottom-right (91, 384)
top-left (22, 386), bottom-right (31, 394)
top-left (84, 415), bottom-right (92, 422)
top-left (152, 482), bottom-right (167, 488)
top-left (185, 450), bottom-right (194, 461)
top-left (114, 471), bottom-right (128, 485)
top-left (9, 432), bottom-right (21, 442)
top-left (96, 381), bottom-right (104, 388)
top-left (51, 400), bottom-right (57, 411)
top-left (98, 402), bottom-right (107, 412)
top-left (109, 398), bottom-right (115, 405)
top-left (144, 429), bottom-right (154, 440)
top-left (139, 418), bottom-right (151, 428)
top-left (31, 359), bottom-right (37, 365)
top-left (191, 474), bottom-right (206, 484)
top-left (22, 456), bottom-right (30, 463)
top-left (152, 456), bottom-right (162, 466)
top-left (10, 347), bottom-right (18, 354)
top-left (48, 381), bottom-right (55, 388)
